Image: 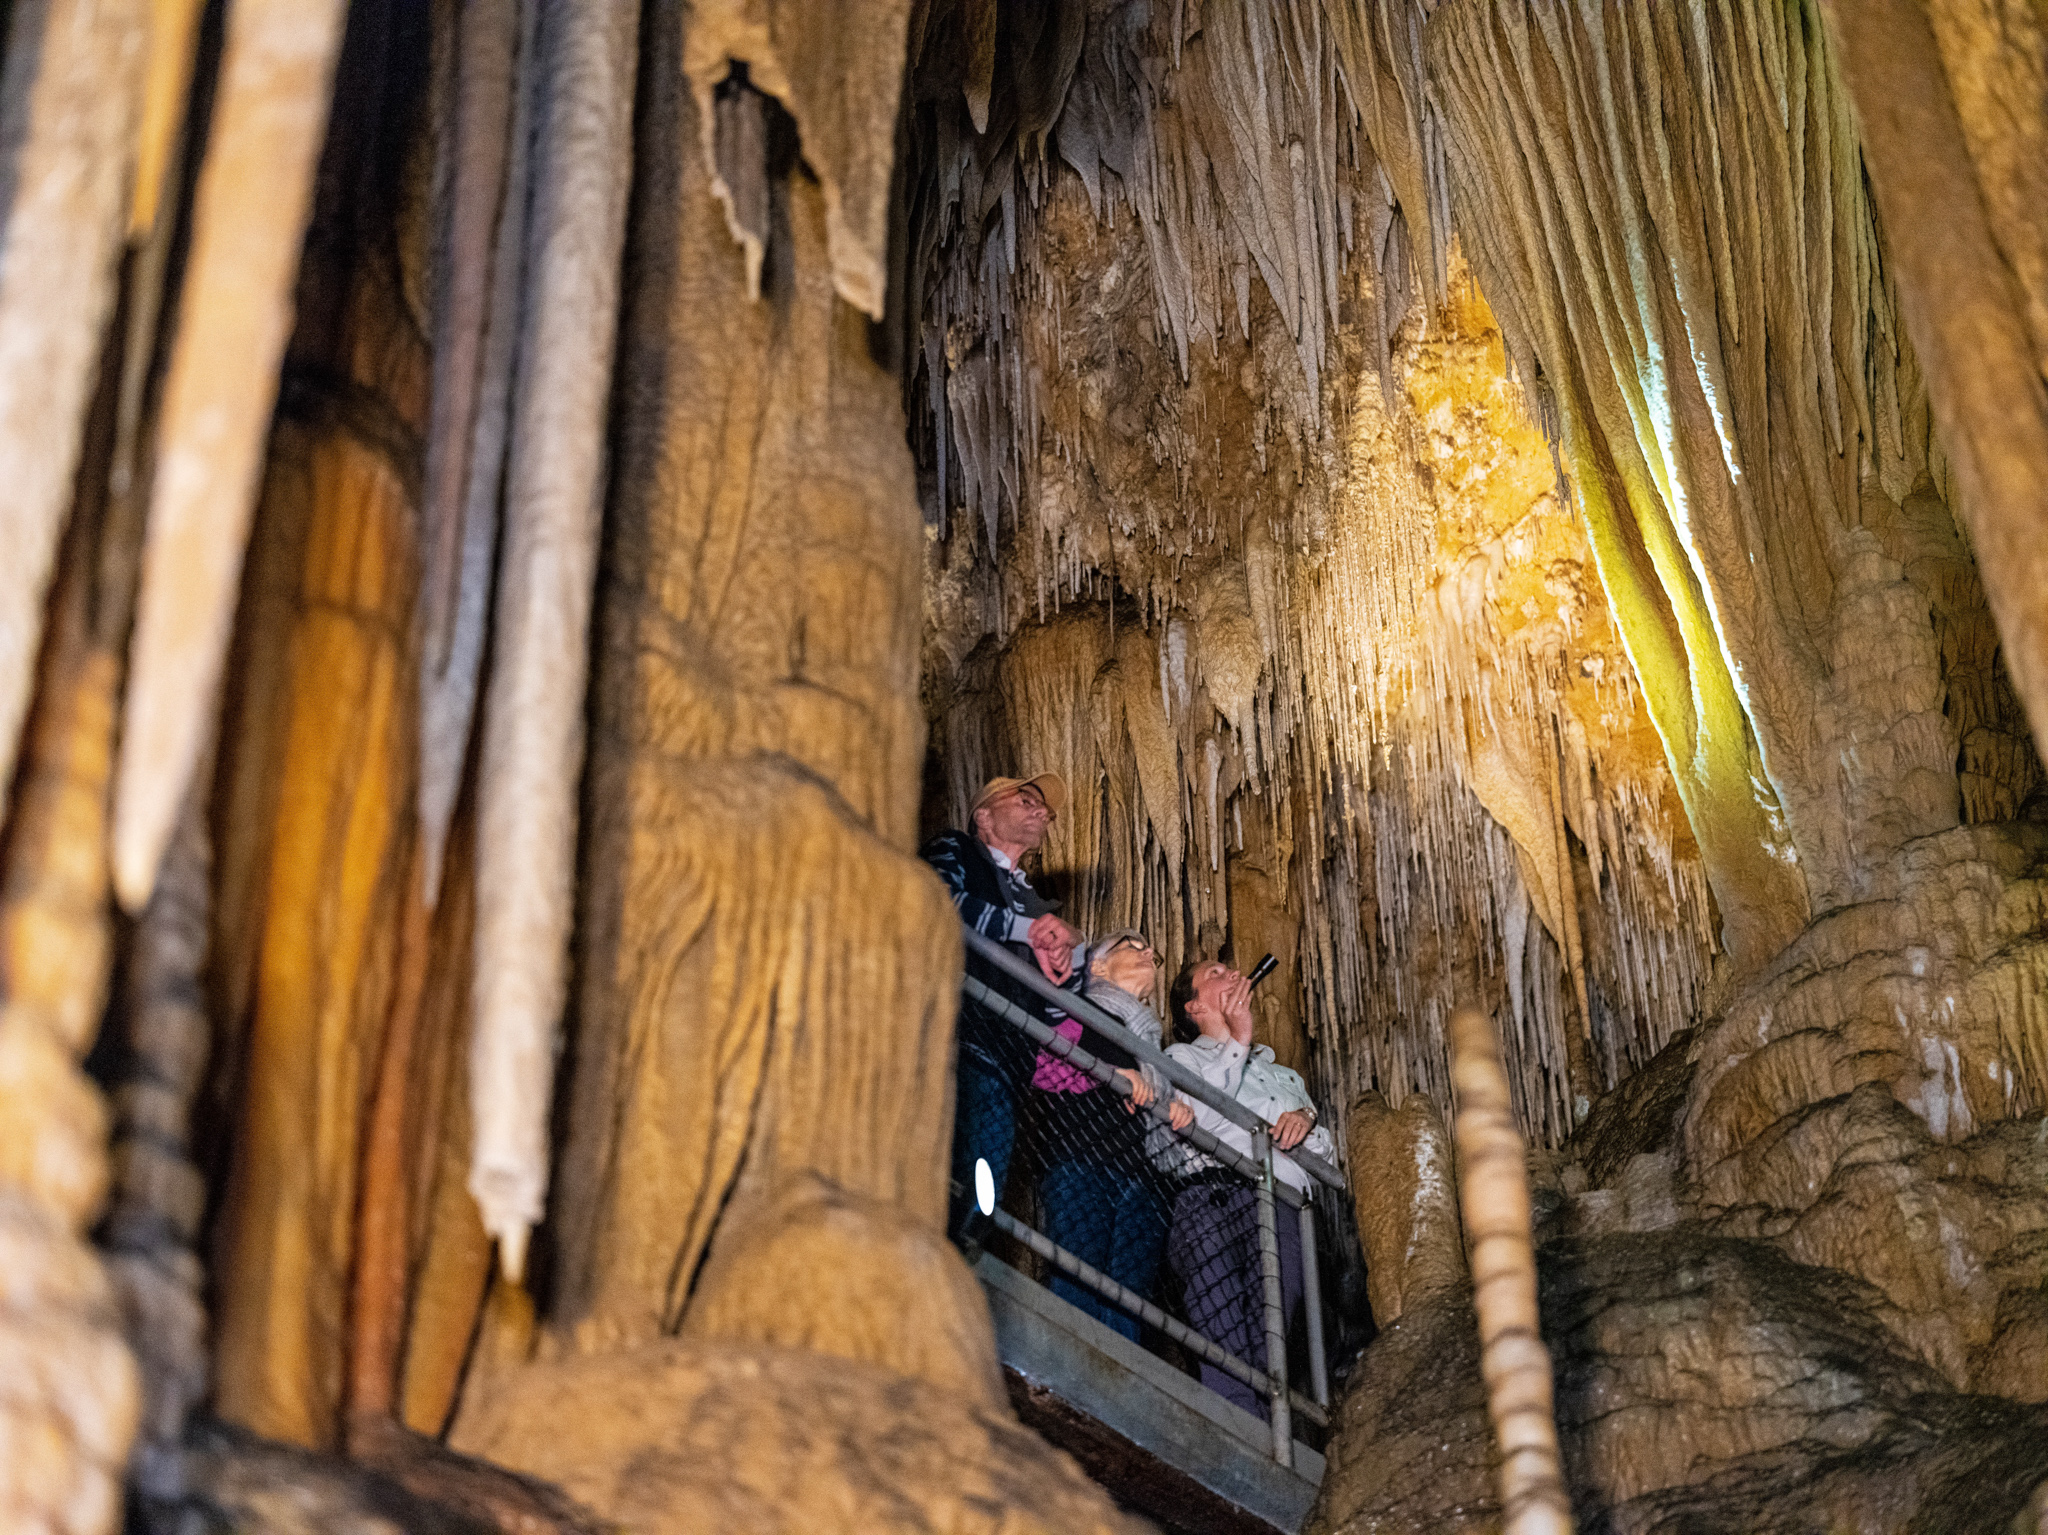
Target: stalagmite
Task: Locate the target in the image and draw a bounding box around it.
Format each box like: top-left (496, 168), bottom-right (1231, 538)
top-left (113, 0), bottom-right (351, 913)
top-left (1346, 1090), bottom-right (1465, 1324)
top-left (0, 0), bottom-right (148, 814)
top-left (468, 0), bottom-right (638, 1283)
top-left (1448, 1005), bottom-right (1571, 1535)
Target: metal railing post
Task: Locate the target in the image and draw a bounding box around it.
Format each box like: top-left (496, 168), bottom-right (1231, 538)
top-left (1254, 1128), bottom-right (1293, 1468)
top-left (1299, 1195), bottom-right (1329, 1409)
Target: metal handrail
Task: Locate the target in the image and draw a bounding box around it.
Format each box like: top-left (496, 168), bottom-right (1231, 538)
top-left (959, 920), bottom-right (1343, 1467)
top-left (962, 927), bottom-right (1347, 1193)
top-left (961, 974), bottom-right (1308, 1210)
top-left (978, 1200), bottom-right (1330, 1431)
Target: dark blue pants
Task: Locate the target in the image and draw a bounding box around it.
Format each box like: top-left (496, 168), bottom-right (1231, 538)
top-left (1041, 1159), bottom-right (1170, 1342)
top-left (1167, 1182), bottom-right (1304, 1415)
top-left (949, 1058), bottom-right (1017, 1242)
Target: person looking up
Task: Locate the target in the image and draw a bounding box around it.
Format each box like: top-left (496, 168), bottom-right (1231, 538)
top-left (1156, 956), bottom-right (1335, 1416)
top-left (921, 774), bottom-right (1083, 1242)
top-left (1030, 930), bottom-right (1193, 1340)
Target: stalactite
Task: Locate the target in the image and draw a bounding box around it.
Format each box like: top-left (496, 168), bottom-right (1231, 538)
top-left (932, 242), bottom-right (1714, 1150)
top-left (419, 0), bottom-right (518, 670)
top-left (1425, 0), bottom-right (1970, 960)
top-left (417, 0), bottom-right (526, 906)
top-left (908, 0), bottom-right (1383, 554)
top-left (468, 0), bottom-right (638, 1284)
top-left (0, 0), bottom-right (149, 816)
top-left (114, 0), bottom-right (352, 913)
top-left (131, 0), bottom-right (209, 237)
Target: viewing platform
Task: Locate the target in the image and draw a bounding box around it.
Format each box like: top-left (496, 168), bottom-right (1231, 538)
top-left (979, 1252), bottom-right (1325, 1535)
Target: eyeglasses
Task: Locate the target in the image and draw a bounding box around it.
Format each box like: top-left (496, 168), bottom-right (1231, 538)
top-left (1108, 937), bottom-right (1157, 961)
top-left (1013, 784), bottom-right (1054, 820)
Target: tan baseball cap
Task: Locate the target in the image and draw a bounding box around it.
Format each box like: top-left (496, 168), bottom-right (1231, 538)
top-left (971, 772), bottom-right (1069, 819)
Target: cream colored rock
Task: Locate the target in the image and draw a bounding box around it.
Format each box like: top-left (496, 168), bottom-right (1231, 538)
top-left (0, 0), bottom-right (149, 809)
top-left (1346, 1090), bottom-right (1465, 1326)
top-left (678, 1173), bottom-right (1005, 1407)
top-left (1310, 1232), bottom-right (2048, 1535)
top-left (454, 1339), bottom-right (1148, 1535)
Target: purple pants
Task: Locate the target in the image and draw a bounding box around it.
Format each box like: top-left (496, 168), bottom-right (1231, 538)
top-left (1166, 1181), bottom-right (1303, 1416)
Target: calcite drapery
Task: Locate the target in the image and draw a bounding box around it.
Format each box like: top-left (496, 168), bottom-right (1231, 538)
top-left (681, 0), bottom-right (915, 321)
top-left (208, 418), bottom-right (420, 1450)
top-left (1427, 0), bottom-right (1962, 963)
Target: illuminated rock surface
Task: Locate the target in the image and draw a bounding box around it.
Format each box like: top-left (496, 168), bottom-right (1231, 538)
top-left (0, 0), bottom-right (2042, 1531)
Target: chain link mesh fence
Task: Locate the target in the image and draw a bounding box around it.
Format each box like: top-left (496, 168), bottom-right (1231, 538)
top-left (948, 940), bottom-right (1334, 1443)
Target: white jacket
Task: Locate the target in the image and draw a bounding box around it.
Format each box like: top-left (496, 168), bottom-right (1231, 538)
top-left (1150, 1034), bottom-right (1336, 1194)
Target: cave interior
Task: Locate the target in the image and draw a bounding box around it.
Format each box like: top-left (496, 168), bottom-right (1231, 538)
top-left (1, 0), bottom-right (2047, 1532)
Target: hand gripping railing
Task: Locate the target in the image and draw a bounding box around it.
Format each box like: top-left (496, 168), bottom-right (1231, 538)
top-left (962, 930), bottom-right (1347, 1193)
top-left (958, 928), bottom-right (1345, 1464)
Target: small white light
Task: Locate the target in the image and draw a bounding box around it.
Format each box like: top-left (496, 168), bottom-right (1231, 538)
top-left (974, 1157), bottom-right (997, 1217)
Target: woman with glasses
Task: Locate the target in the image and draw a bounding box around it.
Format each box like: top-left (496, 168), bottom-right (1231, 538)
top-left (1028, 929), bottom-right (1193, 1342)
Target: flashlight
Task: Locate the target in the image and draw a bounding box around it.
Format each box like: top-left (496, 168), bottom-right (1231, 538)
top-left (1247, 952), bottom-right (1278, 990)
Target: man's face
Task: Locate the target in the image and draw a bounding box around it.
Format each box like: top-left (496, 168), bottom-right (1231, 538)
top-left (978, 782), bottom-right (1054, 851)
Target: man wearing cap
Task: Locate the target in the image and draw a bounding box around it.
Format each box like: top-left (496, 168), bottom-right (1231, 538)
top-left (922, 773), bottom-right (1084, 1242)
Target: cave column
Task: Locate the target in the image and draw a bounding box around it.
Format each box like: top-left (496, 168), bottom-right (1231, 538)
top-left (522, 0), bottom-right (1001, 1404)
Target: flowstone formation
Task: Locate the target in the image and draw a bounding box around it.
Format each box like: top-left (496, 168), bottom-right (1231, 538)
top-left (1311, 1232), bottom-right (2048, 1535)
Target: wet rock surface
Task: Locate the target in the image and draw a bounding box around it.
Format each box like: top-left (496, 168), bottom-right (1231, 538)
top-left (1311, 1232), bottom-right (2048, 1535)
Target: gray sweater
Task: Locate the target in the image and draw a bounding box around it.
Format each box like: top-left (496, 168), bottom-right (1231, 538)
top-left (1081, 976), bottom-right (1173, 1104)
